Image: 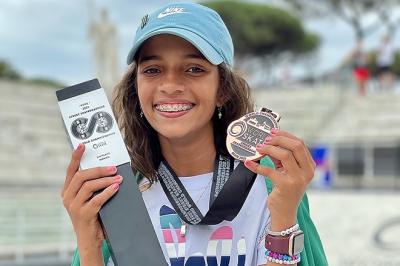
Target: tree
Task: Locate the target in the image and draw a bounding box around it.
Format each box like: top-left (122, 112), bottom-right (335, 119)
top-left (0, 60), bottom-right (21, 80)
top-left (0, 59), bottom-right (64, 87)
top-left (375, 1), bottom-right (400, 37)
top-left (204, 1), bottom-right (319, 59)
top-left (286, 0), bottom-right (400, 42)
top-left (202, 1), bottom-right (320, 87)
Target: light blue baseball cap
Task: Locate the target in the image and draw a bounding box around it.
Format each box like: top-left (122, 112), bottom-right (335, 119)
top-left (126, 2), bottom-right (234, 66)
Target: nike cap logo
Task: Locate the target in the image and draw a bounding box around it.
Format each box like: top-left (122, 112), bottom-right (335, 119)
top-left (157, 7), bottom-right (187, 18)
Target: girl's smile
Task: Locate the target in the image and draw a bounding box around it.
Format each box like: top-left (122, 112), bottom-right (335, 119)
top-left (154, 101), bottom-right (194, 118)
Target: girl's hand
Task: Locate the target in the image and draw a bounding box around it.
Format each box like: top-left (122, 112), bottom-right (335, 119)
top-left (244, 128), bottom-right (316, 230)
top-left (61, 144), bottom-right (123, 255)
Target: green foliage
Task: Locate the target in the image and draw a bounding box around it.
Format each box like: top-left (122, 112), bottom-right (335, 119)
top-left (202, 0), bottom-right (319, 57)
top-left (25, 78), bottom-right (65, 88)
top-left (0, 59), bottom-right (64, 87)
top-left (286, 0), bottom-right (400, 41)
top-left (394, 52), bottom-right (400, 75)
top-left (296, 33), bottom-right (320, 54)
top-left (0, 60), bottom-right (21, 79)
top-left (366, 51), bottom-right (400, 76)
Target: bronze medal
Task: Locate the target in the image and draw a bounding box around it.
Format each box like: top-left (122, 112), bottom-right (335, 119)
top-left (226, 108), bottom-right (281, 161)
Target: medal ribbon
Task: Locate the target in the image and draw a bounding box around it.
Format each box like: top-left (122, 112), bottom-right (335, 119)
top-left (157, 154), bottom-right (257, 225)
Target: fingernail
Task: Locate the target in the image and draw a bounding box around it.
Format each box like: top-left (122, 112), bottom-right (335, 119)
top-left (271, 128), bottom-right (279, 134)
top-left (76, 143), bottom-right (84, 151)
top-left (107, 166), bottom-right (117, 173)
top-left (112, 184), bottom-right (119, 191)
top-left (244, 160), bottom-right (255, 167)
top-left (113, 175), bottom-right (123, 181)
top-left (256, 144), bottom-right (266, 151)
top-left (264, 136), bottom-right (272, 142)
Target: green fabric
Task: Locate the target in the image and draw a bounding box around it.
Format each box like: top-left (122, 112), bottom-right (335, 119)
top-left (71, 158), bottom-right (328, 266)
top-left (71, 240), bottom-right (111, 266)
top-left (260, 156), bottom-right (328, 266)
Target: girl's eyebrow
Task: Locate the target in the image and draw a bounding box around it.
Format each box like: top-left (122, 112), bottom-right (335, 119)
top-left (186, 53), bottom-right (207, 61)
top-left (138, 55), bottom-right (160, 64)
top-left (138, 53), bottom-right (207, 64)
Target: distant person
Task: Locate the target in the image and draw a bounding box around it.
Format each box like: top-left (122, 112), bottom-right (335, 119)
top-left (351, 41), bottom-right (370, 96)
top-left (376, 35), bottom-right (396, 90)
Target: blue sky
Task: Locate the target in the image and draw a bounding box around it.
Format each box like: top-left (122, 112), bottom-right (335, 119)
top-left (0, 0), bottom-right (399, 85)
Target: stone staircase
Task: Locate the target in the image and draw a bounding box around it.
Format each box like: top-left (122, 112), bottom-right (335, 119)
top-left (2, 80), bottom-right (400, 186)
top-left (253, 86), bottom-right (400, 145)
top-left (317, 91), bottom-right (400, 144)
top-left (0, 80), bottom-right (70, 186)
top-left (0, 188), bottom-right (75, 262)
top-left (254, 85), bottom-right (344, 143)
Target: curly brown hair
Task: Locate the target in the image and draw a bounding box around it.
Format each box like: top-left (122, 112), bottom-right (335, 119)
top-left (112, 62), bottom-right (254, 183)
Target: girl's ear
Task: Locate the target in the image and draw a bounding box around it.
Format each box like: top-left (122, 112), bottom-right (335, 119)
top-left (216, 66), bottom-right (230, 107)
top-left (216, 85), bottom-right (227, 107)
top-left (216, 97), bottom-right (224, 108)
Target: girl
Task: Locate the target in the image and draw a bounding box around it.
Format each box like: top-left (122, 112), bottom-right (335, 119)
top-left (61, 2), bottom-right (327, 266)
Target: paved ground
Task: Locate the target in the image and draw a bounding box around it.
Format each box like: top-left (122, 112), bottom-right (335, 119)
top-left (308, 190), bottom-right (400, 266)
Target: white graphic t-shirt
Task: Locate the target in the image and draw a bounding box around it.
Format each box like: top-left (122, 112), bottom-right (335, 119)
top-left (107, 171), bottom-right (270, 266)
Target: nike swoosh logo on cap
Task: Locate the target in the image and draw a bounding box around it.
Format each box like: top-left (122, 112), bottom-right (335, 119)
top-left (157, 7), bottom-right (187, 18)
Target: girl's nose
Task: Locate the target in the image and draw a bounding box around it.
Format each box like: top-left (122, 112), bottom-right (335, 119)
top-left (158, 71), bottom-right (185, 94)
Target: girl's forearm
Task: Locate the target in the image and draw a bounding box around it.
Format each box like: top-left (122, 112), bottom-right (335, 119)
top-left (77, 243), bottom-right (104, 266)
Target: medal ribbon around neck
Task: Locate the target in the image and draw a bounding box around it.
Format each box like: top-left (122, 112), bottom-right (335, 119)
top-left (157, 154), bottom-right (257, 225)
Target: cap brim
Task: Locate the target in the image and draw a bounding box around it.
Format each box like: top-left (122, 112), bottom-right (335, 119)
top-left (126, 28), bottom-right (224, 65)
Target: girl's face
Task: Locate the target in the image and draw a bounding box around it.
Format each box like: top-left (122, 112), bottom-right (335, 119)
top-left (136, 34), bottom-right (221, 143)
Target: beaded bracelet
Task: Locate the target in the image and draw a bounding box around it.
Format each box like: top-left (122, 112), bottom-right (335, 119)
top-left (265, 249), bottom-right (301, 265)
top-left (268, 223), bottom-right (300, 237)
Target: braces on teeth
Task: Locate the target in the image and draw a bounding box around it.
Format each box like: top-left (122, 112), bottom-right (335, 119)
top-left (157, 104), bottom-right (192, 112)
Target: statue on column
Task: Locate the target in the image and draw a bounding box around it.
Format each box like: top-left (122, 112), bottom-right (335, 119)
top-left (88, 1), bottom-right (120, 94)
